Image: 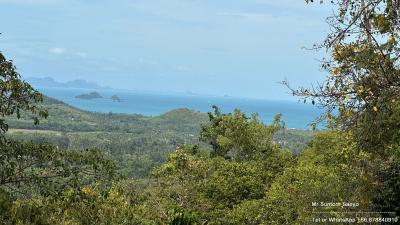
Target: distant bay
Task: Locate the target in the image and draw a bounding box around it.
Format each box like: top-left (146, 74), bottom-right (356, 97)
top-left (36, 87), bottom-right (324, 129)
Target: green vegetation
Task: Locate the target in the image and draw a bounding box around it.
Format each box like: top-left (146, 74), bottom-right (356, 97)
top-left (6, 97), bottom-right (312, 179)
top-left (75, 91), bottom-right (103, 99)
top-left (0, 51), bottom-right (115, 224)
top-left (1, 0), bottom-right (400, 224)
top-left (272, 129), bottom-right (315, 155)
top-left (6, 97), bottom-right (208, 178)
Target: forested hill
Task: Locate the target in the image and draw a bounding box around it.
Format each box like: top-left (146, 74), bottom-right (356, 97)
top-left (6, 96), bottom-right (209, 178)
top-left (7, 96), bottom-right (208, 133)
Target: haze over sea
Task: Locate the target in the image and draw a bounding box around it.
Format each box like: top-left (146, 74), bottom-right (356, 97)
top-left (37, 87), bottom-right (323, 129)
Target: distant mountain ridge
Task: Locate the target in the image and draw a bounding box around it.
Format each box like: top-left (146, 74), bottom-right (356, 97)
top-left (25, 77), bottom-right (112, 90)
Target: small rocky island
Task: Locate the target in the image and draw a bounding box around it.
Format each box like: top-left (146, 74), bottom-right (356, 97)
top-left (110, 95), bottom-right (121, 102)
top-left (75, 91), bottom-right (103, 100)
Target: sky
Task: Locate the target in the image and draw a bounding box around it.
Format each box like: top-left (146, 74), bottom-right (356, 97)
top-left (0, 0), bottom-right (333, 100)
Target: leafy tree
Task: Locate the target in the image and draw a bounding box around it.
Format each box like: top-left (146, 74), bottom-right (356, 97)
top-left (146, 107), bottom-right (293, 224)
top-left (166, 209), bottom-right (197, 225)
top-left (0, 50), bottom-right (115, 195)
top-left (7, 183), bottom-right (149, 225)
top-left (261, 132), bottom-right (374, 224)
top-left (282, 0), bottom-right (400, 218)
top-left (0, 50), bottom-right (118, 225)
top-left (0, 188), bottom-right (13, 223)
top-left (0, 141), bottom-right (115, 197)
top-left (284, 0), bottom-right (400, 151)
top-left (0, 52), bottom-right (48, 138)
top-left (372, 148), bottom-right (400, 217)
top-left (200, 106), bottom-right (284, 160)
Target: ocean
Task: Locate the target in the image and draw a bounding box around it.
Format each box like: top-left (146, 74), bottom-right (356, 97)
top-left (37, 87), bottom-right (324, 129)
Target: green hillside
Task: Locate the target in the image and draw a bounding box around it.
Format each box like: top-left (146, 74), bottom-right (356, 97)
top-left (6, 96), bottom-right (209, 178)
top-left (7, 96), bottom-right (207, 133)
top-left (6, 96), bottom-right (314, 178)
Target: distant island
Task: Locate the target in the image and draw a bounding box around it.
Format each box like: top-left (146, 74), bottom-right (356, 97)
top-left (25, 77), bottom-right (112, 90)
top-left (110, 95), bottom-right (121, 102)
top-left (75, 92), bottom-right (103, 100)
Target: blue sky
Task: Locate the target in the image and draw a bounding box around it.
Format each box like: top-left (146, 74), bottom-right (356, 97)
top-left (0, 0), bottom-right (332, 100)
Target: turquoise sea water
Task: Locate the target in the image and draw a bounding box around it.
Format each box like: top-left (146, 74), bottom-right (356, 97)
top-left (37, 87), bottom-right (324, 129)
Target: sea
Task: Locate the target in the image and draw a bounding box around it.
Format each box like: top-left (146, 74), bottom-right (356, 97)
top-left (37, 87), bottom-right (324, 129)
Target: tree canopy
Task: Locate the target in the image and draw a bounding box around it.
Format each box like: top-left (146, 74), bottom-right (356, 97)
top-left (285, 0), bottom-right (400, 150)
top-left (200, 106), bottom-right (284, 161)
top-left (0, 52), bottom-right (48, 138)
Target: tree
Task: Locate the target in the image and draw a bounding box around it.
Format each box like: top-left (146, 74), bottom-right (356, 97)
top-left (0, 51), bottom-right (115, 208)
top-left (0, 52), bottom-right (117, 225)
top-left (372, 148), bottom-right (400, 217)
top-left (284, 0), bottom-right (400, 151)
top-left (0, 52), bottom-right (48, 139)
top-left (146, 106), bottom-right (293, 224)
top-left (259, 132), bottom-right (374, 224)
top-left (199, 106), bottom-right (284, 161)
top-left (0, 141), bottom-right (115, 197)
top-left (283, 0), bottom-right (400, 219)
top-left (6, 183), bottom-right (148, 225)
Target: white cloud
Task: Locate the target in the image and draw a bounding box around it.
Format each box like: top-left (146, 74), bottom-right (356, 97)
top-left (49, 47), bottom-right (66, 54)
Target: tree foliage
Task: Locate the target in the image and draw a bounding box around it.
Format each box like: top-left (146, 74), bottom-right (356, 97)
top-left (146, 108), bottom-right (293, 224)
top-left (0, 52), bottom-right (48, 138)
top-left (284, 0), bottom-right (400, 149)
top-left (0, 141), bottom-right (115, 197)
top-left (0, 50), bottom-right (118, 224)
top-left (282, 0), bottom-right (400, 219)
top-left (262, 131), bottom-right (375, 224)
top-left (200, 106), bottom-right (284, 160)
